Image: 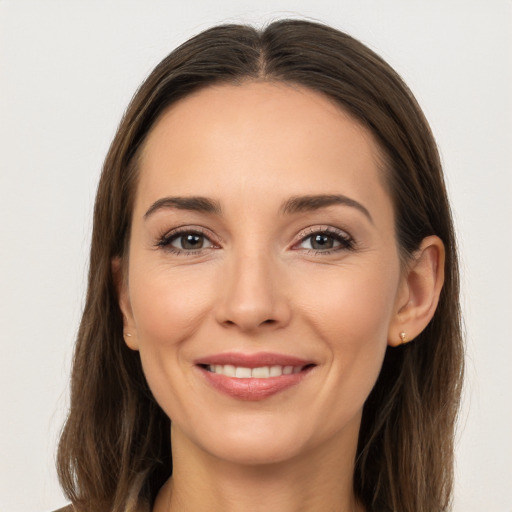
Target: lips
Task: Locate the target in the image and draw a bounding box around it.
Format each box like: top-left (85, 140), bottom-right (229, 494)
top-left (194, 352), bottom-right (316, 401)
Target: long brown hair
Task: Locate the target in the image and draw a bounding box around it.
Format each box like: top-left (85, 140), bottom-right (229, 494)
top-left (57, 19), bottom-right (464, 512)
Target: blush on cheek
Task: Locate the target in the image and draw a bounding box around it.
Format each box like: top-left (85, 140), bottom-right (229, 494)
top-left (308, 276), bottom-right (393, 398)
top-left (308, 272), bottom-right (396, 340)
top-left (131, 269), bottom-right (212, 342)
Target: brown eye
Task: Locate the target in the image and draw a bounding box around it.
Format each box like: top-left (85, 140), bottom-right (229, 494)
top-left (297, 229), bottom-right (354, 252)
top-left (310, 233), bottom-right (335, 250)
top-left (175, 233), bottom-right (206, 250)
top-left (160, 231), bottom-right (214, 252)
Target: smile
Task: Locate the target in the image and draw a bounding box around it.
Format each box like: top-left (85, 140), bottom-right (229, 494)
top-left (195, 352), bottom-right (316, 401)
top-left (205, 364), bottom-right (305, 378)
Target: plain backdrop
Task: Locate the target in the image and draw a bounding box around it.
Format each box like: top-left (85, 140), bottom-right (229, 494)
top-left (1, 1), bottom-right (511, 511)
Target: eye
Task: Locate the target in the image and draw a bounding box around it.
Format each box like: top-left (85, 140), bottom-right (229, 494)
top-left (171, 232), bottom-right (212, 250)
top-left (157, 229), bottom-right (216, 254)
top-left (296, 228), bottom-right (354, 253)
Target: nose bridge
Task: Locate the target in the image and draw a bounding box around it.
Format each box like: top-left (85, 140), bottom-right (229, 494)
top-left (216, 240), bottom-right (289, 332)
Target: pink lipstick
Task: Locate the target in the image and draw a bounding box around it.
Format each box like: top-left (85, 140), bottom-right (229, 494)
top-left (194, 352), bottom-right (316, 401)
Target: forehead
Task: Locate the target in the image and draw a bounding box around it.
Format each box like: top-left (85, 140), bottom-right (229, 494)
top-left (136, 81), bottom-right (390, 216)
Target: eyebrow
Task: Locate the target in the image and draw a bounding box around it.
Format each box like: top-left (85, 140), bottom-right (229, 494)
top-left (144, 196), bottom-right (222, 219)
top-left (144, 193), bottom-right (372, 223)
top-left (281, 194), bottom-right (373, 223)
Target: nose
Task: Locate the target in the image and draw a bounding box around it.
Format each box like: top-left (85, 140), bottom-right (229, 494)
top-left (214, 252), bottom-right (291, 333)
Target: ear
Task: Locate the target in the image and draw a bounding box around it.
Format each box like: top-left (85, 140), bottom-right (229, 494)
top-left (112, 257), bottom-right (139, 351)
top-left (388, 235), bottom-right (445, 347)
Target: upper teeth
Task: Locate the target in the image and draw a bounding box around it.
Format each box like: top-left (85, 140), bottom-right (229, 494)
top-left (206, 364), bottom-right (303, 378)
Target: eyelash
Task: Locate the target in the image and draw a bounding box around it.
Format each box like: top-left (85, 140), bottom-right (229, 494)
top-left (294, 226), bottom-right (355, 255)
top-left (156, 226), bottom-right (218, 256)
top-left (155, 226), bottom-right (355, 256)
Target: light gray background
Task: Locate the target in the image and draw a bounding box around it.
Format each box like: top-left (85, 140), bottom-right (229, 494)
top-left (1, 1), bottom-right (511, 511)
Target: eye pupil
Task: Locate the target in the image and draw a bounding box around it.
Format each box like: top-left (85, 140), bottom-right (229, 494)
top-left (181, 234), bottom-right (203, 250)
top-left (311, 234), bottom-right (334, 250)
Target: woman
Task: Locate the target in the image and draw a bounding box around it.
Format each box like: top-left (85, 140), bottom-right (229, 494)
top-left (56, 19), bottom-right (463, 512)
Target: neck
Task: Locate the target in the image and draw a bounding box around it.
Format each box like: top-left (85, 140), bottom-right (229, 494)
top-left (153, 422), bottom-right (364, 512)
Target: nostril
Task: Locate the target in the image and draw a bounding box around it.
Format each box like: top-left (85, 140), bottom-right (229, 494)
top-left (222, 318), bottom-right (277, 329)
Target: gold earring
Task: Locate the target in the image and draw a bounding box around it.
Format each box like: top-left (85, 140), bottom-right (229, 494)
top-left (399, 331), bottom-right (407, 344)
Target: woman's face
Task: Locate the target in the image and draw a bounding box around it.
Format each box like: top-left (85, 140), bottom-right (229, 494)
top-left (120, 82), bottom-right (407, 465)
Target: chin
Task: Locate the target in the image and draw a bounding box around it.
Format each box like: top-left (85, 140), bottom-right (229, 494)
top-left (179, 407), bottom-right (359, 468)
top-left (171, 409), bottom-right (314, 466)
top-left (204, 431), bottom-right (306, 466)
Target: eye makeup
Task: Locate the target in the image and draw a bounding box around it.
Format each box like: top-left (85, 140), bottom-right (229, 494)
top-left (292, 225), bottom-right (356, 255)
top-left (155, 225), bottom-right (221, 256)
top-left (154, 223), bottom-right (356, 257)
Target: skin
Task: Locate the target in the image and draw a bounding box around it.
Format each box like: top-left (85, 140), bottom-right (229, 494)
top-left (116, 82), bottom-right (445, 512)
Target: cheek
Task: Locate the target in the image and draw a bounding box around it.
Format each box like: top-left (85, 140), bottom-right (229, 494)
top-left (127, 265), bottom-right (212, 382)
top-left (300, 261), bottom-right (398, 345)
top-left (127, 265), bottom-right (218, 420)
top-left (129, 264), bottom-right (213, 344)
top-left (296, 260), bottom-right (399, 404)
